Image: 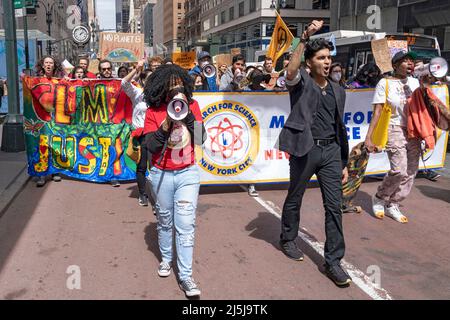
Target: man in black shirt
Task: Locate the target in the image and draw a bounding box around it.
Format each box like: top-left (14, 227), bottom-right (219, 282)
top-left (277, 20), bottom-right (351, 287)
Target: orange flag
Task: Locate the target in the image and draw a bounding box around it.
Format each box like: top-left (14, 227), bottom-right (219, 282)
top-left (266, 13), bottom-right (294, 64)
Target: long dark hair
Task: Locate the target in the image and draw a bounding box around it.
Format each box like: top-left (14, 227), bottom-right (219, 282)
top-left (34, 55), bottom-right (64, 78)
top-left (143, 64), bottom-right (194, 108)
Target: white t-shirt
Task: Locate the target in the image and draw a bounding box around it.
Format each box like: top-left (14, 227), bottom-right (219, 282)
top-left (121, 79), bottom-right (147, 129)
top-left (372, 77), bottom-right (420, 127)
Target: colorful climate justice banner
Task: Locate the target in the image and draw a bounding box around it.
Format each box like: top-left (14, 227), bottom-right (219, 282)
top-left (23, 79), bottom-right (449, 185)
top-left (23, 77), bottom-right (136, 182)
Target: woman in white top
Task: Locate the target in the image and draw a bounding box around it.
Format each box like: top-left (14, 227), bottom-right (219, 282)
top-left (121, 60), bottom-right (152, 206)
top-left (365, 51), bottom-right (421, 223)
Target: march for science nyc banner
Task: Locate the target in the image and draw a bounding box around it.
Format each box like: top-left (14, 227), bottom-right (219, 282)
top-left (23, 77), bottom-right (449, 185)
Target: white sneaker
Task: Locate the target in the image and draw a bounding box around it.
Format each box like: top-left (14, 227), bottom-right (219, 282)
top-left (385, 204), bottom-right (408, 223)
top-left (157, 261), bottom-right (171, 277)
top-left (179, 277), bottom-right (201, 297)
top-left (248, 184), bottom-right (258, 197)
top-left (372, 194), bottom-right (385, 219)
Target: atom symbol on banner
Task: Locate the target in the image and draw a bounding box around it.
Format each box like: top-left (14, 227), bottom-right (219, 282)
top-left (208, 117), bottom-right (244, 159)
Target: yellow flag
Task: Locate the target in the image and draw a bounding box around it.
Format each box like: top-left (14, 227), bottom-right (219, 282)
top-left (266, 13), bottom-right (294, 64)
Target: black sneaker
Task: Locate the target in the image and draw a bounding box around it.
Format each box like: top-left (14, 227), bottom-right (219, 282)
top-left (424, 170), bottom-right (440, 181)
top-left (279, 240), bottom-right (304, 261)
top-left (138, 194), bottom-right (149, 207)
top-left (36, 176), bottom-right (46, 187)
top-left (111, 179), bottom-right (120, 187)
top-left (325, 264), bottom-right (352, 287)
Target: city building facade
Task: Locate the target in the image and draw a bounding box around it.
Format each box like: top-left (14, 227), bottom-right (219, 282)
top-left (186, 0), bottom-right (330, 61)
top-left (153, 0), bottom-right (186, 56)
top-left (330, 0), bottom-right (450, 60)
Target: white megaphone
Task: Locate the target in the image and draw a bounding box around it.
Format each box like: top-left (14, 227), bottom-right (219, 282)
top-left (202, 63), bottom-right (216, 78)
top-left (414, 57), bottom-right (448, 78)
top-left (167, 94), bottom-right (189, 121)
top-left (277, 76), bottom-right (286, 88)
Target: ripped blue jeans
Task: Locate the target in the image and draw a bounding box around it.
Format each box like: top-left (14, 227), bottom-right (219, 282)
top-left (149, 165), bottom-right (200, 281)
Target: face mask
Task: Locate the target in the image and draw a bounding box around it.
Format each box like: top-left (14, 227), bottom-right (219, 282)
top-left (331, 72), bottom-right (342, 82)
top-left (367, 75), bottom-right (379, 87)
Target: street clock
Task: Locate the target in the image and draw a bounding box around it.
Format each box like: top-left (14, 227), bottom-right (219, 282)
top-left (72, 25), bottom-right (91, 45)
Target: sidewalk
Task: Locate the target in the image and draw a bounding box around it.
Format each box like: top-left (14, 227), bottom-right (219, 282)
top-left (0, 151), bottom-right (29, 217)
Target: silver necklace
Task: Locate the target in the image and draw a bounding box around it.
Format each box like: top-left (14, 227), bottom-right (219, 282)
top-left (318, 83), bottom-right (328, 96)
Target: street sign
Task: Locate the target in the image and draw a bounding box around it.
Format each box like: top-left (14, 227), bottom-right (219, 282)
top-left (14, 0), bottom-right (24, 9)
top-left (15, 8), bottom-right (25, 18)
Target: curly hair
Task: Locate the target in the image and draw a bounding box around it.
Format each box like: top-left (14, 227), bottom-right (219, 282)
top-left (143, 64), bottom-right (194, 108)
top-left (355, 62), bottom-right (381, 86)
top-left (304, 38), bottom-right (334, 61)
top-left (34, 55), bottom-right (65, 78)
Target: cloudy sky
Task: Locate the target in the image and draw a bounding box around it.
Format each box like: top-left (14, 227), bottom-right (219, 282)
top-left (96, 0), bottom-right (116, 31)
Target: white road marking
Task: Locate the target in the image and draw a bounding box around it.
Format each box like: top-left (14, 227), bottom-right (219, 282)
top-left (242, 186), bottom-right (394, 300)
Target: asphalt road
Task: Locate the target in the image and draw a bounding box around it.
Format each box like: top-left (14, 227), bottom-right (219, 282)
top-left (0, 173), bottom-right (449, 300)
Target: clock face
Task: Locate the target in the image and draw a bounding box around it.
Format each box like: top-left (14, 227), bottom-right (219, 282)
top-left (72, 26), bottom-right (90, 45)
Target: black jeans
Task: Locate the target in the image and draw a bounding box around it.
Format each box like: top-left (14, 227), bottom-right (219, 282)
top-left (137, 134), bottom-right (149, 195)
top-left (281, 142), bottom-right (345, 266)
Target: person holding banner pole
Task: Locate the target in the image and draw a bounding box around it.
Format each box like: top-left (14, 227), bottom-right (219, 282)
top-left (277, 20), bottom-right (352, 287)
top-left (98, 59), bottom-right (122, 187)
top-left (143, 64), bottom-right (206, 298)
top-left (121, 59), bottom-right (155, 208)
top-left (34, 55), bottom-right (64, 187)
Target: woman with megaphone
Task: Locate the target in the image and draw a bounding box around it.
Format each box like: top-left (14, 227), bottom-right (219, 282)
top-left (143, 64), bottom-right (206, 298)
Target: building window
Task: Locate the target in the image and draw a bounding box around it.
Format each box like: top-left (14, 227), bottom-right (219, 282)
top-left (221, 10), bottom-right (226, 24)
top-left (229, 6), bottom-right (234, 20)
top-left (238, 2), bottom-right (244, 17)
top-left (284, 0), bottom-right (295, 8)
top-left (250, 0), bottom-right (256, 12)
top-left (312, 0), bottom-right (330, 10)
top-left (178, 3), bottom-right (182, 10)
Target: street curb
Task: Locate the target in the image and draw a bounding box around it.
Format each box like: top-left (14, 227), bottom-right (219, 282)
top-left (0, 165), bottom-right (30, 219)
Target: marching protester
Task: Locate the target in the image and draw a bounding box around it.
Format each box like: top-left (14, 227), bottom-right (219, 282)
top-left (121, 59), bottom-right (154, 207)
top-left (217, 63), bottom-right (228, 87)
top-left (143, 64), bottom-right (206, 297)
top-left (409, 57), bottom-right (441, 182)
top-left (328, 62), bottom-right (348, 88)
top-left (97, 59), bottom-right (121, 187)
top-left (76, 56), bottom-right (97, 79)
top-left (365, 51), bottom-right (421, 224)
top-left (262, 56), bottom-right (279, 90)
top-left (245, 68), bottom-right (272, 91)
top-left (149, 56), bottom-right (163, 74)
top-left (71, 66), bottom-right (87, 80)
top-left (278, 20), bottom-right (352, 287)
top-left (190, 73), bottom-right (205, 91)
top-left (219, 54), bottom-right (246, 91)
top-left (98, 59), bottom-right (114, 79)
top-left (347, 62), bottom-right (381, 89)
top-left (117, 65), bottom-right (129, 79)
top-left (33, 55), bottom-right (65, 187)
top-left (189, 51), bottom-right (218, 91)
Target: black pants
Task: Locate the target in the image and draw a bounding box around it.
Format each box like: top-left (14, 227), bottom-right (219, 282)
top-left (137, 135), bottom-right (149, 195)
top-left (281, 142), bottom-right (345, 267)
